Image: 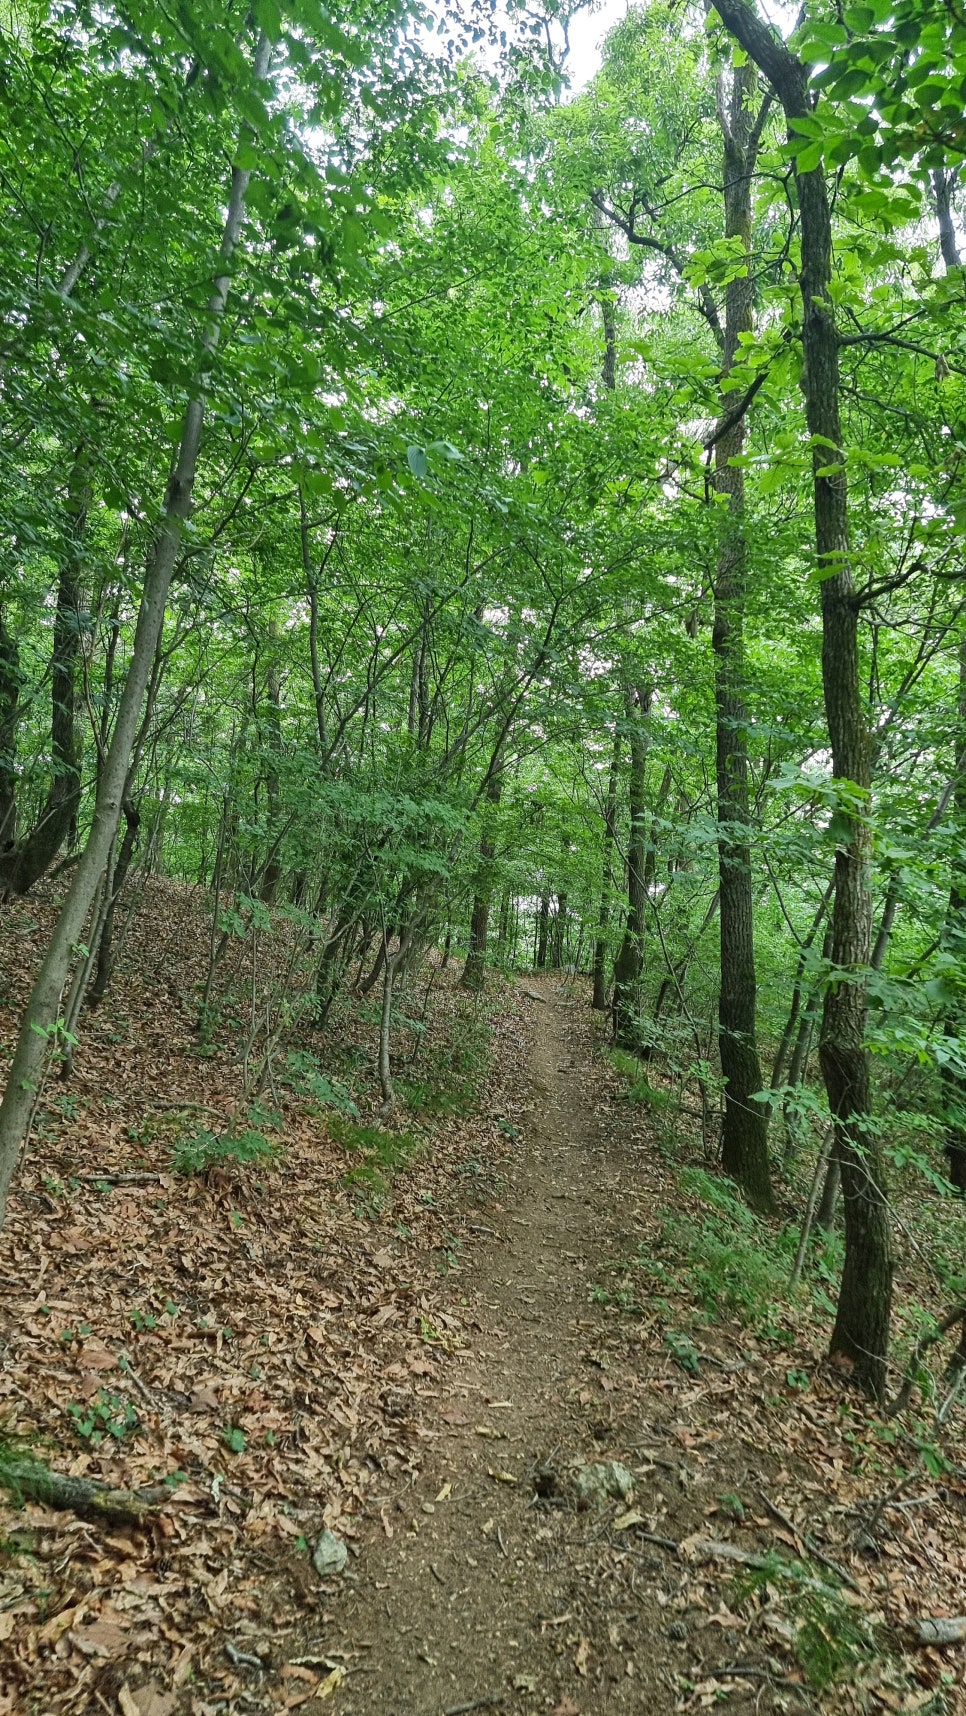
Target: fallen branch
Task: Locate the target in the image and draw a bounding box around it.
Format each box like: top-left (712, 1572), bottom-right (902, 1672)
top-left (77, 1172), bottom-right (165, 1186)
top-left (704, 1664), bottom-right (812, 1700)
top-left (617, 1525), bottom-right (842, 1598)
top-left (914, 1617), bottom-right (966, 1646)
top-left (442, 1698), bottom-right (503, 1715)
top-left (759, 1489), bottom-right (858, 1590)
top-left (0, 1461), bottom-right (167, 1523)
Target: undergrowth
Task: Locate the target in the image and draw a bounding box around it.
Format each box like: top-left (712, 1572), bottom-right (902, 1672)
top-left (400, 1002), bottom-right (491, 1116)
top-left (594, 1164), bottom-right (843, 1339)
top-left (735, 1554), bottom-right (881, 1692)
top-left (606, 1046), bottom-right (677, 1111)
top-left (330, 1116), bottom-right (423, 1213)
top-left (170, 1125), bottom-right (279, 1176)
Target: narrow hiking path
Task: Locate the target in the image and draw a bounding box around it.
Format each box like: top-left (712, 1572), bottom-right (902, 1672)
top-left (318, 980), bottom-right (771, 1716)
top-left (4, 938), bottom-right (964, 1715)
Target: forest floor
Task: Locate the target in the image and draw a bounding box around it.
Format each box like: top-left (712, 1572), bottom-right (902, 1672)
top-left (0, 885), bottom-right (964, 1715)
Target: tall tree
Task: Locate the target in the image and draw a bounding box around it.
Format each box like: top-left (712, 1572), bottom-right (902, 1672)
top-left (710, 57), bottom-right (774, 1214)
top-left (710, 0), bottom-right (892, 1397)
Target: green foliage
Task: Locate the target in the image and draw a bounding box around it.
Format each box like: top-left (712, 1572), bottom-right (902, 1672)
top-left (597, 1166), bottom-right (821, 1337)
top-left (169, 1126), bottom-right (279, 1176)
top-left (664, 1329), bottom-right (701, 1373)
top-left (607, 1047), bottom-right (676, 1110)
top-left (283, 1051), bottom-right (360, 1119)
top-left (400, 1007), bottom-right (491, 1116)
top-left (67, 1390), bottom-right (139, 1445)
top-left (735, 1556), bottom-right (880, 1691)
top-left (331, 1116), bottom-right (422, 1213)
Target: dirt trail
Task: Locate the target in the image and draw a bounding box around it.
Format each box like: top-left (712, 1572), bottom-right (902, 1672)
top-left (321, 980), bottom-right (706, 1716)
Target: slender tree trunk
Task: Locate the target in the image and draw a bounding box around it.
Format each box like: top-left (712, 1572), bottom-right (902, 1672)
top-left (0, 442), bottom-right (90, 896)
top-left (0, 606), bottom-right (20, 852)
top-left (536, 892), bottom-right (550, 969)
top-left (87, 798), bottom-right (141, 1008)
top-left (592, 724), bottom-right (621, 1011)
top-left (613, 680), bottom-right (652, 1049)
top-left (941, 635), bottom-right (966, 1190)
top-left (713, 64), bottom-right (773, 1214)
top-left (0, 32), bottom-right (272, 1228)
top-left (259, 617), bottom-right (283, 905)
top-left (711, 0), bottom-right (891, 1396)
top-left (930, 174), bottom-right (966, 1192)
top-left (461, 747), bottom-right (504, 991)
top-left (551, 890), bottom-right (568, 970)
top-left (771, 879), bottom-right (833, 1090)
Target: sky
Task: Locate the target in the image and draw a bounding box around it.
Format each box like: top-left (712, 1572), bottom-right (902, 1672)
top-left (563, 0), bottom-right (630, 90)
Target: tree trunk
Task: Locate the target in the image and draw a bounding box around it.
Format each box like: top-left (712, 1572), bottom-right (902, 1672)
top-left (0, 605), bottom-right (20, 853)
top-left (0, 32), bottom-right (272, 1228)
top-left (713, 63), bottom-right (773, 1214)
top-left (592, 724), bottom-right (621, 1011)
top-left (87, 797), bottom-right (141, 1008)
top-left (259, 616), bottom-right (283, 906)
top-left (0, 442), bottom-right (90, 897)
top-left (771, 879), bottom-right (833, 1091)
top-left (941, 634), bottom-right (966, 1191)
top-left (550, 890), bottom-right (568, 970)
top-left (461, 747), bottom-right (504, 991)
top-left (536, 892), bottom-right (550, 969)
top-left (930, 175), bottom-right (966, 1193)
top-left (613, 680), bottom-right (652, 1049)
top-left (711, 0), bottom-right (891, 1397)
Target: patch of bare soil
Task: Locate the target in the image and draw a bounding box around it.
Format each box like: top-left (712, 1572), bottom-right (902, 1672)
top-left (315, 980), bottom-right (797, 1716)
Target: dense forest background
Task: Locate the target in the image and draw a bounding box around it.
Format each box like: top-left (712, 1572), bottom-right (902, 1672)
top-left (2, 0), bottom-right (966, 1422)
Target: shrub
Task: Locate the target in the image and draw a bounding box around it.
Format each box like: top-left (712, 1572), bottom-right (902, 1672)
top-left (170, 1126), bottom-right (278, 1175)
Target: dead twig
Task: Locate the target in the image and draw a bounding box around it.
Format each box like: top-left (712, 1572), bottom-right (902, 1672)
top-left (442, 1699), bottom-right (503, 1716)
top-left (758, 1490), bottom-right (858, 1590)
top-left (225, 1641), bottom-right (264, 1670)
top-left (704, 1665), bottom-right (813, 1701)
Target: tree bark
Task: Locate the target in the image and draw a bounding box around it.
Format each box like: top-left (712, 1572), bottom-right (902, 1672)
top-left (941, 634), bottom-right (966, 1191)
top-left (613, 680), bottom-right (652, 1049)
top-left (87, 796), bottom-right (141, 1008)
top-left (0, 442), bottom-right (90, 897)
top-left (461, 746), bottom-right (504, 991)
top-left (258, 617), bottom-right (283, 905)
top-left (713, 63), bottom-right (774, 1214)
top-left (711, 0), bottom-right (891, 1397)
top-left (536, 891), bottom-right (550, 969)
top-left (930, 174), bottom-right (966, 1193)
top-left (0, 32), bottom-right (273, 1228)
top-left (592, 723), bottom-right (621, 1011)
top-left (0, 1459), bottom-right (167, 1523)
top-left (0, 605), bottom-right (20, 852)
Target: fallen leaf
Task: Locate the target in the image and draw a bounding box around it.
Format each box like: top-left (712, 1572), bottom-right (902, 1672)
top-left (39, 1602), bottom-right (86, 1642)
top-left (435, 1482), bottom-right (452, 1501)
top-left (70, 1619), bottom-right (129, 1657)
top-left (613, 1509), bottom-right (645, 1531)
top-left (513, 1672), bottom-right (538, 1692)
top-left (79, 1341), bottom-right (116, 1371)
top-left (574, 1637), bottom-right (592, 1676)
top-left (317, 1665), bottom-right (345, 1700)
